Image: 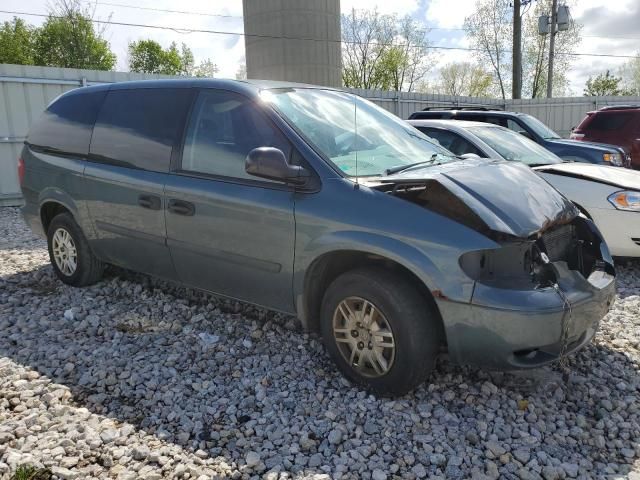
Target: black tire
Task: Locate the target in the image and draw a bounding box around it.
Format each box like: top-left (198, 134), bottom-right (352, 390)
top-left (47, 213), bottom-right (104, 287)
top-left (320, 267), bottom-right (441, 396)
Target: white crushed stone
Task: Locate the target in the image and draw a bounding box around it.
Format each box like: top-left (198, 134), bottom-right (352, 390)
top-left (0, 206), bottom-right (639, 479)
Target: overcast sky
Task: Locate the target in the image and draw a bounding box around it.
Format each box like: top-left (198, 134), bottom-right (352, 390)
top-left (2, 0), bottom-right (639, 95)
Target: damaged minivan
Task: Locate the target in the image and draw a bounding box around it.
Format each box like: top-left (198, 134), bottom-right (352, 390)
top-left (21, 80), bottom-right (616, 395)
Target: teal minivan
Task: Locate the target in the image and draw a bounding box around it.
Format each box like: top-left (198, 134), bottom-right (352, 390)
top-left (20, 79), bottom-right (615, 395)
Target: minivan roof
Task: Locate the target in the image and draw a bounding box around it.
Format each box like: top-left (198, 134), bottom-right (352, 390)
top-left (62, 78), bottom-right (339, 98)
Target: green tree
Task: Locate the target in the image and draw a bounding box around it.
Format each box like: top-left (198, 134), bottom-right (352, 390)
top-left (619, 53), bottom-right (640, 95)
top-left (464, 0), bottom-right (583, 99)
top-left (235, 63), bottom-right (247, 80)
top-left (521, 0), bottom-right (582, 98)
top-left (33, 0), bottom-right (116, 70)
top-left (341, 9), bottom-right (436, 91)
top-left (341, 8), bottom-right (395, 89)
top-left (128, 40), bottom-right (213, 77)
top-left (437, 62), bottom-right (494, 97)
top-left (583, 70), bottom-right (629, 96)
top-left (0, 18), bottom-right (36, 65)
top-left (463, 0), bottom-right (511, 99)
top-left (192, 59), bottom-right (219, 78)
top-left (128, 40), bottom-right (183, 75)
top-left (179, 43), bottom-right (195, 76)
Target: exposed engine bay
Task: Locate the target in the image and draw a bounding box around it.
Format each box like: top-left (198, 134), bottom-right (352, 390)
top-left (369, 178), bottom-right (614, 290)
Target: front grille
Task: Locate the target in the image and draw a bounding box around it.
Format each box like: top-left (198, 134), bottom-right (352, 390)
top-left (541, 224), bottom-right (575, 262)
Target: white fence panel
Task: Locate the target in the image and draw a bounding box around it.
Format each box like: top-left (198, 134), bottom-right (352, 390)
top-left (0, 64), bottom-right (179, 205)
top-left (2, 63), bottom-right (640, 205)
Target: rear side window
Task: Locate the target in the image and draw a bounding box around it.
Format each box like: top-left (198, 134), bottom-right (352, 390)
top-left (180, 89), bottom-right (291, 181)
top-left (90, 88), bottom-right (191, 172)
top-left (417, 127), bottom-right (484, 157)
top-left (455, 114), bottom-right (489, 123)
top-left (27, 89), bottom-right (106, 156)
top-left (586, 112), bottom-right (633, 131)
top-left (410, 112), bottom-right (444, 120)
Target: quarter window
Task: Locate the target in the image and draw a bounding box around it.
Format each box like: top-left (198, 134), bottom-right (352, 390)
top-left (181, 90), bottom-right (291, 181)
top-left (90, 88), bottom-right (191, 172)
top-left (27, 89), bottom-right (106, 156)
top-left (506, 119), bottom-right (524, 132)
top-left (587, 112), bottom-right (633, 131)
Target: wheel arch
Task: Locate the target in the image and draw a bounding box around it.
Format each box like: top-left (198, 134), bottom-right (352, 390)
top-left (297, 248), bottom-right (446, 343)
top-left (38, 187), bottom-right (81, 232)
top-left (40, 201), bottom-right (73, 233)
top-left (572, 201), bottom-right (593, 220)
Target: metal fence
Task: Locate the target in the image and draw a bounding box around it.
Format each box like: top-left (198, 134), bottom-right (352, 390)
top-left (2, 63), bottom-right (640, 205)
top-left (347, 88), bottom-right (640, 138)
top-left (0, 64), bottom-right (178, 206)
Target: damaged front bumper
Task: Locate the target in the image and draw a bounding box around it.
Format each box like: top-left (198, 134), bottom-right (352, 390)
top-left (442, 217), bottom-right (616, 369)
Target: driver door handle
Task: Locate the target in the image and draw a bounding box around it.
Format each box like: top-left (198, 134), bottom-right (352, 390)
top-left (168, 199), bottom-right (195, 216)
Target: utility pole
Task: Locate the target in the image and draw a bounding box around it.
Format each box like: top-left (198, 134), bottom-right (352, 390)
top-left (546, 0), bottom-right (558, 98)
top-left (512, 0), bottom-right (522, 99)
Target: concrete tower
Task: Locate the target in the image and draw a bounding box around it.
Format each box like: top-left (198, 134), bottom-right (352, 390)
top-left (242, 0), bottom-right (341, 87)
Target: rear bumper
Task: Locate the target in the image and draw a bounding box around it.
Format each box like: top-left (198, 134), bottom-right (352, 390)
top-left (441, 264), bottom-right (615, 370)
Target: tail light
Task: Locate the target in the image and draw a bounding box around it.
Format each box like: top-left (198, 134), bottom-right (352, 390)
top-left (18, 157), bottom-right (25, 186)
top-left (570, 133), bottom-right (584, 140)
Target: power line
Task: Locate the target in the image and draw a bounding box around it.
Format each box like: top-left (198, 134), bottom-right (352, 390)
top-left (94, 1), bottom-right (467, 31)
top-left (95, 1), bottom-right (241, 19)
top-left (583, 34), bottom-right (640, 40)
top-left (0, 9), bottom-right (638, 59)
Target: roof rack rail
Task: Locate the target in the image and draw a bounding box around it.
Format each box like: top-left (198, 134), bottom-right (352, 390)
top-left (421, 106), bottom-right (504, 111)
top-left (598, 104), bottom-right (640, 111)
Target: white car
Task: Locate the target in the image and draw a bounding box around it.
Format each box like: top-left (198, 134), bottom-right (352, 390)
top-left (409, 119), bottom-right (640, 257)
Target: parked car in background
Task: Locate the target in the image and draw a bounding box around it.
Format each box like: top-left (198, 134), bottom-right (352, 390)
top-left (571, 105), bottom-right (640, 169)
top-left (20, 80), bottom-right (615, 395)
top-left (409, 119), bottom-right (640, 257)
top-left (409, 109), bottom-right (629, 167)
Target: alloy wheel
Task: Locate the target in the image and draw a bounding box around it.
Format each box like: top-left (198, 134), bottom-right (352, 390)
top-left (51, 227), bottom-right (78, 276)
top-left (332, 296), bottom-right (396, 378)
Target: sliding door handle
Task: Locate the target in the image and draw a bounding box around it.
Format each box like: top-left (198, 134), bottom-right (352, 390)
top-left (168, 199), bottom-right (195, 216)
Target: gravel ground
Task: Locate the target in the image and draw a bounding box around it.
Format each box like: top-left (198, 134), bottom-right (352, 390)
top-left (0, 206), bottom-right (639, 480)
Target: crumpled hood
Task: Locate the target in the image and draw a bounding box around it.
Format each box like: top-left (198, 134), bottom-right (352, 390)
top-left (370, 158), bottom-right (578, 239)
top-left (534, 162), bottom-right (640, 190)
top-left (546, 138), bottom-right (623, 153)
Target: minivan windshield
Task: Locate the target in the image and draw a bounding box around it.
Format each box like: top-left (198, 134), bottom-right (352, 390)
top-left (262, 88), bottom-right (456, 177)
top-left (468, 125), bottom-right (562, 166)
top-left (520, 114), bottom-right (561, 139)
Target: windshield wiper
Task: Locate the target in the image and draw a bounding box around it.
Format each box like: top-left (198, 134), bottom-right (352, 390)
top-left (385, 154), bottom-right (440, 176)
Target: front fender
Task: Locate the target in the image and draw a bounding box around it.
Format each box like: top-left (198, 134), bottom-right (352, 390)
top-left (293, 230), bottom-right (477, 329)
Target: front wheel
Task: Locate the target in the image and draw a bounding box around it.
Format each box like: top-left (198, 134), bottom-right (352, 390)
top-left (320, 267), bottom-right (442, 396)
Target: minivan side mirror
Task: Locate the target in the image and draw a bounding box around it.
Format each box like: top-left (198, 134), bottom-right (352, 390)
top-left (245, 147), bottom-right (310, 185)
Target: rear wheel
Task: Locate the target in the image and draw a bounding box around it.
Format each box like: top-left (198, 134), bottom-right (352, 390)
top-left (320, 267), bottom-right (441, 396)
top-left (47, 213), bottom-right (104, 286)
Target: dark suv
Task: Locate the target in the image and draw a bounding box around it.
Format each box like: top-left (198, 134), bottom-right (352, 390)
top-left (571, 105), bottom-right (640, 169)
top-left (409, 109), bottom-right (629, 167)
top-left (20, 80), bottom-right (615, 395)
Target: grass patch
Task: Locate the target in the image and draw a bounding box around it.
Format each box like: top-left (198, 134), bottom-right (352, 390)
top-left (10, 465), bottom-right (52, 480)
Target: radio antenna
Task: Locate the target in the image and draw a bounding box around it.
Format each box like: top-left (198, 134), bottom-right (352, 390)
top-left (353, 93), bottom-right (359, 188)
